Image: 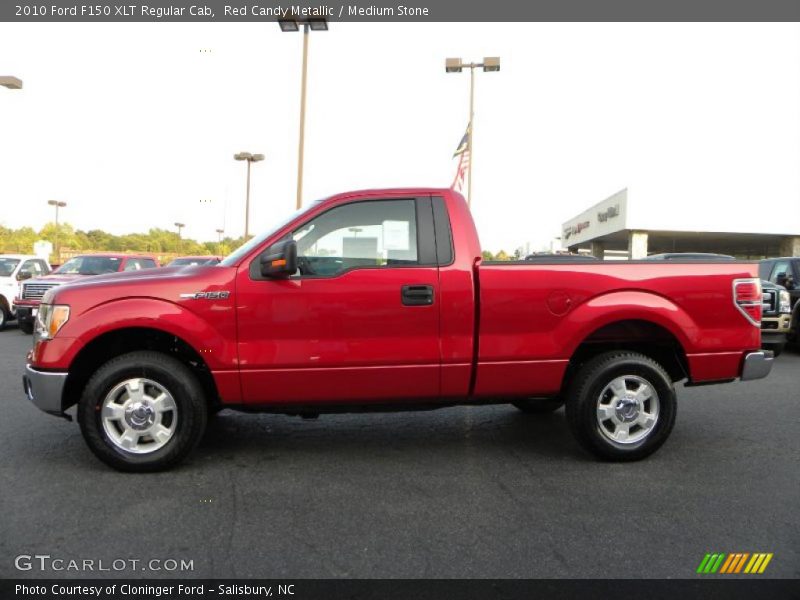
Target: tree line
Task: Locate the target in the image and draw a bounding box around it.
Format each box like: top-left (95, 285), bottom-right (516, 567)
top-left (0, 222), bottom-right (246, 260)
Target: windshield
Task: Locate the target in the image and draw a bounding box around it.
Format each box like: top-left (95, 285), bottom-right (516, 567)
top-left (0, 258), bottom-right (20, 277)
top-left (220, 201), bottom-right (323, 267)
top-left (56, 256), bottom-right (122, 275)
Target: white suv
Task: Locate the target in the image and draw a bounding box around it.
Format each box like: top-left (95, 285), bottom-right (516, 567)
top-left (0, 255), bottom-right (51, 330)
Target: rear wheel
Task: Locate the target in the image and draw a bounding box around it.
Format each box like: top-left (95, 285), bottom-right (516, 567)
top-left (18, 319), bottom-right (34, 335)
top-left (77, 351), bottom-right (208, 472)
top-left (0, 305), bottom-right (7, 331)
top-left (565, 351), bottom-right (677, 461)
top-left (512, 397), bottom-right (564, 414)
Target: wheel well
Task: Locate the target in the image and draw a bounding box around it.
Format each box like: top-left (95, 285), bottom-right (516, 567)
top-left (565, 319), bottom-right (689, 388)
top-left (63, 327), bottom-right (219, 410)
top-left (0, 294), bottom-right (9, 313)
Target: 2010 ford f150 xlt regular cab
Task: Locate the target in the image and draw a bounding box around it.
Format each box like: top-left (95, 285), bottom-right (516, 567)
top-left (23, 189), bottom-right (774, 471)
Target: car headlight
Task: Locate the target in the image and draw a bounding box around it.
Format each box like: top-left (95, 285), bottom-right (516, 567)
top-left (35, 304), bottom-right (70, 340)
top-left (779, 290), bottom-right (791, 314)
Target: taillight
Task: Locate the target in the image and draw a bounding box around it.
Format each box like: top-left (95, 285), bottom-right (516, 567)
top-left (733, 278), bottom-right (762, 326)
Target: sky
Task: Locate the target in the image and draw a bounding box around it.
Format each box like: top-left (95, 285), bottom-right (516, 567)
top-left (1, 22), bottom-right (799, 253)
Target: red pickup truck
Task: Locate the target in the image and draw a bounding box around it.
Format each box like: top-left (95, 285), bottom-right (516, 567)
top-left (22, 189), bottom-right (773, 471)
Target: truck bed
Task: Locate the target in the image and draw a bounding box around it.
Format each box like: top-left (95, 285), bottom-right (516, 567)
top-left (473, 261), bottom-right (761, 397)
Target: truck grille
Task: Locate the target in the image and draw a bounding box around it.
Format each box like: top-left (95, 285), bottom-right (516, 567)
top-left (22, 282), bottom-right (61, 300)
top-left (762, 289), bottom-right (777, 316)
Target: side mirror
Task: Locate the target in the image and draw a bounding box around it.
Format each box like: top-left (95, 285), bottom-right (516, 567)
top-left (776, 272), bottom-right (789, 288)
top-left (260, 239), bottom-right (297, 278)
top-left (16, 271), bottom-right (33, 281)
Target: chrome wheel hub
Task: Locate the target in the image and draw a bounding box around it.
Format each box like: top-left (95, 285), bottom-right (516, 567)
top-left (101, 378), bottom-right (178, 455)
top-left (596, 375), bottom-right (660, 445)
top-left (125, 402), bottom-right (155, 430)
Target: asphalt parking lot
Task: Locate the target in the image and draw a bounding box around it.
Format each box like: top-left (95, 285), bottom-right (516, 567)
top-left (0, 323), bottom-right (798, 579)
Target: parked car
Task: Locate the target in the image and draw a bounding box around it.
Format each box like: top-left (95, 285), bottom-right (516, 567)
top-left (759, 257), bottom-right (800, 344)
top-left (759, 279), bottom-right (792, 357)
top-left (643, 252), bottom-right (736, 261)
top-left (166, 256), bottom-right (222, 267)
top-left (13, 254), bottom-right (158, 334)
top-left (22, 188), bottom-right (772, 471)
top-left (0, 255), bottom-right (51, 330)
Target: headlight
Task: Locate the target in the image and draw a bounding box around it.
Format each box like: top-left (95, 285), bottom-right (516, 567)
top-left (35, 304), bottom-right (70, 340)
top-left (779, 290), bottom-right (791, 314)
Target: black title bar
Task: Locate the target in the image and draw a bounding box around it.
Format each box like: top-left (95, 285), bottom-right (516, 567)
top-left (4, 0), bottom-right (800, 22)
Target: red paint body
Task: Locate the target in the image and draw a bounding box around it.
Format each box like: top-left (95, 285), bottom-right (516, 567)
top-left (28, 189), bottom-right (762, 409)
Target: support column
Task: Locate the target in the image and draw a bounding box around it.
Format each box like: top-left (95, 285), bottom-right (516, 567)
top-left (628, 230), bottom-right (649, 259)
top-left (590, 241), bottom-right (606, 259)
top-left (779, 236), bottom-right (800, 257)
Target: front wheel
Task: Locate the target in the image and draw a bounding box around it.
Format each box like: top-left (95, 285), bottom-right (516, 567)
top-left (565, 351), bottom-right (677, 461)
top-left (77, 351), bottom-right (208, 472)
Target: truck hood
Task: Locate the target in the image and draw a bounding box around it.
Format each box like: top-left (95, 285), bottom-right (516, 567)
top-left (49, 265), bottom-right (236, 310)
top-left (26, 273), bottom-right (84, 285)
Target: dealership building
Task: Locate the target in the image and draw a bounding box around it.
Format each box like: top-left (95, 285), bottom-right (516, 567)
top-left (562, 188), bottom-right (800, 259)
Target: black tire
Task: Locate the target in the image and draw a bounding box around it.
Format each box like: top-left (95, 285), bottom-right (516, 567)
top-left (18, 319), bottom-right (34, 335)
top-left (0, 306), bottom-right (7, 331)
top-left (512, 397), bottom-right (564, 414)
top-left (77, 351), bottom-right (208, 472)
top-left (565, 351), bottom-right (677, 461)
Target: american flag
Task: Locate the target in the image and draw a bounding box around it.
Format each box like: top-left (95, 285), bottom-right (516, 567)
top-left (451, 123), bottom-right (471, 192)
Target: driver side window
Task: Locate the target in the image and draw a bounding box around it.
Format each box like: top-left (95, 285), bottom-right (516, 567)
top-left (291, 199), bottom-right (418, 277)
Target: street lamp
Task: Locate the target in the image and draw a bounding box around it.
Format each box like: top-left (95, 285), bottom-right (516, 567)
top-left (278, 17), bottom-right (328, 209)
top-left (0, 76), bottom-right (22, 89)
top-left (444, 56), bottom-right (500, 208)
top-left (215, 228), bottom-right (225, 255)
top-left (47, 200), bottom-right (67, 262)
top-left (174, 222), bottom-right (185, 251)
top-left (233, 152), bottom-right (265, 239)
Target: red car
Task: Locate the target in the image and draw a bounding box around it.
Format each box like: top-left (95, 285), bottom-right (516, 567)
top-left (22, 189), bottom-right (772, 471)
top-left (13, 253), bottom-right (159, 334)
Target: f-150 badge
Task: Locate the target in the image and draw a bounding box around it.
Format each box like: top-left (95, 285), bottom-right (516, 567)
top-left (179, 291), bottom-right (230, 300)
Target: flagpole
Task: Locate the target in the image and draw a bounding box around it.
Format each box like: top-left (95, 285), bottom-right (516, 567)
top-left (468, 65), bottom-right (474, 209)
top-left (446, 56), bottom-right (499, 209)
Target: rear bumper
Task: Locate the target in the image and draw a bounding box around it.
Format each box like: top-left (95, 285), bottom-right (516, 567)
top-left (740, 351), bottom-right (774, 381)
top-left (22, 364), bottom-right (68, 417)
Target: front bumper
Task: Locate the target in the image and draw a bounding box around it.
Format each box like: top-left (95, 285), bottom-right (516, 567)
top-left (13, 305), bottom-right (37, 322)
top-left (761, 313), bottom-right (792, 334)
top-left (22, 364), bottom-right (68, 417)
top-left (740, 351), bottom-right (774, 381)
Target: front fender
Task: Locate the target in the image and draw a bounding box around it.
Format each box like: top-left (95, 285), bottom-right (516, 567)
top-left (33, 297), bottom-right (237, 371)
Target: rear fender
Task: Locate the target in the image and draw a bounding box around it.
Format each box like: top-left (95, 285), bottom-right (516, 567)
top-left (561, 290), bottom-right (697, 357)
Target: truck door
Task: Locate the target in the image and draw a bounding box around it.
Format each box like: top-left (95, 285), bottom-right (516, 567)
top-left (235, 197), bottom-right (441, 404)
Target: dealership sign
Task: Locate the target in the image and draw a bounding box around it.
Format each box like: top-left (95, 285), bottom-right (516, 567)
top-left (597, 204), bottom-right (620, 223)
top-left (563, 221), bottom-right (590, 240)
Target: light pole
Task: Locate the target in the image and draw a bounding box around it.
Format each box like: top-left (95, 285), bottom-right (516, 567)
top-left (278, 17), bottom-right (328, 209)
top-left (0, 76), bottom-right (22, 90)
top-left (174, 222), bottom-right (185, 252)
top-left (47, 200), bottom-right (67, 262)
top-left (233, 152), bottom-right (264, 239)
top-left (215, 228), bottom-right (225, 255)
top-left (445, 57), bottom-right (500, 208)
